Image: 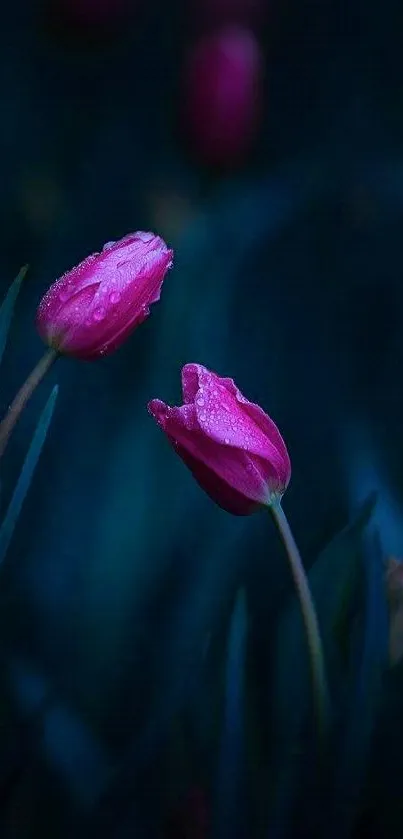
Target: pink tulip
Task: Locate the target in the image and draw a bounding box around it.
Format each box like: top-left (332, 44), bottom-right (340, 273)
top-left (36, 232), bottom-right (173, 360)
top-left (148, 364), bottom-right (291, 515)
top-left (184, 26), bottom-right (263, 167)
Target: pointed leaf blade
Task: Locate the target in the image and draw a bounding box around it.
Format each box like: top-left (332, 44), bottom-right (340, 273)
top-left (325, 529), bottom-right (388, 839)
top-left (0, 385), bottom-right (58, 564)
top-left (0, 266), bottom-right (28, 369)
top-left (267, 495), bottom-right (376, 837)
top-left (213, 588), bottom-right (248, 839)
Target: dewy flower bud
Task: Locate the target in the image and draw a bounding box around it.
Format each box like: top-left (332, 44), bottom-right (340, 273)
top-left (184, 26), bottom-right (263, 168)
top-left (36, 232), bottom-right (173, 360)
top-left (148, 363), bottom-right (291, 516)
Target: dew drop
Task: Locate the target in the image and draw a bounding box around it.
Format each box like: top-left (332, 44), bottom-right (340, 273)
top-left (224, 437), bottom-right (230, 444)
top-left (136, 231), bottom-right (155, 243)
top-left (199, 410), bottom-right (207, 421)
top-left (103, 240), bottom-right (116, 251)
top-left (196, 395), bottom-right (204, 406)
top-left (109, 291), bottom-right (121, 304)
top-left (93, 307), bottom-right (106, 322)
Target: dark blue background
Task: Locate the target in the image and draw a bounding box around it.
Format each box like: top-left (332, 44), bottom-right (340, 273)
top-left (0, 1), bottom-right (403, 836)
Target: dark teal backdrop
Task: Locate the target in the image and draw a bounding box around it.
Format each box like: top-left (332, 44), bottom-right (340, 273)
top-left (0, 1), bottom-right (403, 837)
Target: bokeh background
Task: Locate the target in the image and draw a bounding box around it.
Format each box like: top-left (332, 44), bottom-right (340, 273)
top-left (1, 0), bottom-right (403, 836)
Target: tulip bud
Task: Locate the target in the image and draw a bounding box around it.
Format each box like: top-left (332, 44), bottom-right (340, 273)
top-left (184, 26), bottom-right (263, 168)
top-left (148, 364), bottom-right (291, 515)
top-left (36, 232), bottom-right (173, 360)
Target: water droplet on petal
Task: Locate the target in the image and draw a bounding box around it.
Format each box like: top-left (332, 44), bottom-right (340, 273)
top-left (109, 291), bottom-right (121, 304)
top-left (199, 410), bottom-right (207, 421)
top-left (224, 437), bottom-right (230, 444)
top-left (93, 307), bottom-right (106, 322)
top-left (196, 395), bottom-right (204, 406)
top-left (103, 241), bottom-right (116, 251)
top-left (136, 231), bottom-right (155, 243)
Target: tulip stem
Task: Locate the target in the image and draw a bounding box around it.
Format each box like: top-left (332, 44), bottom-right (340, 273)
top-left (270, 499), bottom-right (329, 749)
top-left (0, 347), bottom-right (58, 460)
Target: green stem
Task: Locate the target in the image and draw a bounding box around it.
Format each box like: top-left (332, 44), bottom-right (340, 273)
top-left (0, 347), bottom-right (58, 460)
top-left (270, 499), bottom-right (329, 747)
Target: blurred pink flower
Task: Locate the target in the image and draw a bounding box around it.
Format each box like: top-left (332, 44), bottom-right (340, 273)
top-left (148, 363), bottom-right (291, 515)
top-left (36, 232), bottom-right (173, 360)
top-left (184, 26), bottom-right (263, 167)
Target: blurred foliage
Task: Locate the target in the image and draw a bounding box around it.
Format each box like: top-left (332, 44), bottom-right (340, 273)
top-left (0, 0), bottom-right (402, 836)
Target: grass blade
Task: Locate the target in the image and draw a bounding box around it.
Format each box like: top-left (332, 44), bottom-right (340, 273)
top-left (0, 385), bottom-right (58, 564)
top-left (267, 495), bottom-right (376, 838)
top-left (325, 529), bottom-right (388, 839)
top-left (0, 266), bottom-right (28, 369)
top-left (212, 589), bottom-right (248, 839)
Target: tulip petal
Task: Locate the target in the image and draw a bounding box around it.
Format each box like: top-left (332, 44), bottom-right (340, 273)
top-left (186, 26), bottom-right (262, 167)
top-left (38, 282), bottom-right (100, 347)
top-left (177, 445), bottom-right (260, 514)
top-left (50, 253), bottom-right (100, 300)
top-left (62, 253), bottom-right (171, 359)
top-left (182, 364), bottom-right (290, 489)
top-left (148, 398), bottom-right (274, 507)
top-left (181, 364), bottom-right (200, 404)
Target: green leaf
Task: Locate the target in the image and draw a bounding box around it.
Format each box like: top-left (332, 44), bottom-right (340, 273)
top-left (212, 588), bottom-right (248, 839)
top-left (325, 531), bottom-right (388, 839)
top-left (267, 494), bottom-right (377, 836)
top-left (277, 493), bottom-right (376, 713)
top-left (0, 266), bottom-right (28, 369)
top-left (0, 385), bottom-right (58, 565)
